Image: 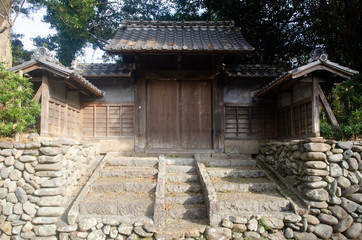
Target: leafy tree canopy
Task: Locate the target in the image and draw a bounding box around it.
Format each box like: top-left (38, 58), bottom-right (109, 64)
top-left (0, 63), bottom-right (41, 137)
top-left (28, 0), bottom-right (361, 70)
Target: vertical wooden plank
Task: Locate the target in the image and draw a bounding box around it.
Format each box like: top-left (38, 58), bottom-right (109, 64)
top-left (93, 106), bottom-right (96, 137)
top-left (134, 55), bottom-right (147, 152)
top-left (211, 55), bottom-right (225, 152)
top-left (120, 105), bottom-right (123, 137)
top-left (57, 103), bottom-right (61, 135)
top-left (290, 91), bottom-right (295, 136)
top-left (312, 76), bottom-right (320, 136)
top-left (304, 103), bottom-right (308, 134)
top-left (40, 74), bottom-right (49, 136)
top-left (236, 106), bottom-right (239, 137)
top-left (64, 91), bottom-right (69, 137)
top-left (106, 105), bottom-right (109, 137)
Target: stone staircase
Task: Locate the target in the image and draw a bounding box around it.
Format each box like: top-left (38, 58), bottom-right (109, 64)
top-left (158, 157), bottom-right (208, 238)
top-left (69, 153), bottom-right (298, 239)
top-left (78, 156), bottom-right (159, 223)
top-left (200, 154), bottom-right (293, 220)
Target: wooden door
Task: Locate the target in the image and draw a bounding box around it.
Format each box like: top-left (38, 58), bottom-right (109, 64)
top-left (147, 80), bottom-right (179, 149)
top-left (146, 79), bottom-right (212, 151)
top-left (181, 80), bottom-right (212, 149)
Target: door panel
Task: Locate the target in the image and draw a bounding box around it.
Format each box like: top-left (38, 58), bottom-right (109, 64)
top-left (146, 79), bottom-right (212, 150)
top-left (146, 80), bottom-right (179, 149)
top-left (181, 80), bottom-right (212, 149)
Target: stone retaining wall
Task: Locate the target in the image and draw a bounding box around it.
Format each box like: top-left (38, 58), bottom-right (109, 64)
top-left (0, 137), bottom-right (99, 239)
top-left (258, 137), bottom-right (362, 239)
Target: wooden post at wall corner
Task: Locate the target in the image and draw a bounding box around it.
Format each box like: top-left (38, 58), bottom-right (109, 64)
top-left (40, 74), bottom-right (50, 136)
top-left (312, 76), bottom-right (320, 137)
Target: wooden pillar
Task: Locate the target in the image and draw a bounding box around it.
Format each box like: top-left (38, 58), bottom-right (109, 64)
top-left (312, 76), bottom-right (320, 136)
top-left (134, 55), bottom-right (147, 152)
top-left (64, 90), bottom-right (69, 136)
top-left (212, 56), bottom-right (224, 153)
top-left (40, 74), bottom-right (50, 136)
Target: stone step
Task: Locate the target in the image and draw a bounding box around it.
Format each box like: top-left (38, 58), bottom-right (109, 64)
top-left (80, 192), bottom-right (154, 217)
top-left (166, 192), bottom-right (204, 205)
top-left (155, 219), bottom-right (207, 240)
top-left (166, 165), bottom-right (196, 173)
top-left (201, 159), bottom-right (256, 168)
top-left (100, 167), bottom-right (158, 178)
top-left (166, 182), bottom-right (202, 193)
top-left (166, 204), bottom-right (207, 220)
top-left (166, 158), bottom-right (195, 166)
top-left (91, 177), bottom-right (156, 192)
top-left (106, 157), bottom-right (158, 167)
top-left (77, 214), bottom-right (154, 226)
top-left (166, 173), bottom-right (199, 182)
top-left (212, 177), bottom-right (277, 192)
top-left (219, 211), bottom-right (296, 221)
top-left (207, 167), bottom-right (266, 178)
top-left (218, 191), bottom-right (291, 215)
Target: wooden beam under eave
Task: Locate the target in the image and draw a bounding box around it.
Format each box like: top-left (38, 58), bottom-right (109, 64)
top-left (312, 76), bottom-right (320, 137)
top-left (317, 83), bottom-right (339, 127)
top-left (40, 74), bottom-right (50, 136)
top-left (145, 70), bottom-right (213, 80)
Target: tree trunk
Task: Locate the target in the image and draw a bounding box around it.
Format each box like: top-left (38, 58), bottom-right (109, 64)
top-left (0, 0), bottom-right (13, 68)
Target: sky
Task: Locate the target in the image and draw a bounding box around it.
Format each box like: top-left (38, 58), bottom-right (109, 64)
top-left (12, 7), bottom-right (105, 63)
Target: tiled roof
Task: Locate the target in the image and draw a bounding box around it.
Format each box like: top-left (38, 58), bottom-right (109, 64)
top-left (253, 55), bottom-right (359, 98)
top-left (225, 64), bottom-right (285, 78)
top-left (105, 20), bottom-right (254, 53)
top-left (8, 48), bottom-right (104, 97)
top-left (72, 62), bottom-right (133, 78)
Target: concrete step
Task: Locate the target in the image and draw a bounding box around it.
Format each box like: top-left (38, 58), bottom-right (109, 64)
top-left (166, 165), bottom-right (196, 174)
top-left (91, 177), bottom-right (156, 192)
top-left (155, 219), bottom-right (207, 240)
top-left (212, 177), bottom-right (277, 192)
top-left (166, 192), bottom-right (204, 205)
top-left (79, 192), bottom-right (155, 217)
top-left (201, 159), bottom-right (256, 168)
top-left (166, 158), bottom-right (195, 166)
top-left (106, 157), bottom-right (158, 167)
top-left (166, 204), bottom-right (207, 220)
top-left (207, 167), bottom-right (266, 178)
top-left (218, 191), bottom-right (291, 215)
top-left (166, 173), bottom-right (199, 182)
top-left (100, 166), bottom-right (158, 178)
top-left (166, 182), bottom-right (202, 193)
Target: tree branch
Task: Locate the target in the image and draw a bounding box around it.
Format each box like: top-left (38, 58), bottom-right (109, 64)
top-left (11, 0), bottom-right (26, 27)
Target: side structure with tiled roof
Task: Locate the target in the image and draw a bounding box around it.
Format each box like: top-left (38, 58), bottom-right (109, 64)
top-left (8, 47), bottom-right (104, 138)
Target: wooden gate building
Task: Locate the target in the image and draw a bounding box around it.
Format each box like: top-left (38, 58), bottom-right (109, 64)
top-left (9, 21), bottom-right (359, 153)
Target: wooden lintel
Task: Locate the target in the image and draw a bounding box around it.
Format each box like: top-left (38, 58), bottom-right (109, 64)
top-left (145, 70), bottom-right (213, 80)
top-left (32, 85), bottom-right (42, 102)
top-left (317, 83), bottom-right (339, 127)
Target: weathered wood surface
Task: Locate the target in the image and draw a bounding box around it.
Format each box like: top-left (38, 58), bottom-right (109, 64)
top-left (82, 103), bottom-right (134, 138)
top-left (312, 77), bottom-right (320, 136)
top-left (146, 79), bottom-right (212, 150)
top-left (40, 74), bottom-right (49, 136)
top-left (317, 83), bottom-right (339, 127)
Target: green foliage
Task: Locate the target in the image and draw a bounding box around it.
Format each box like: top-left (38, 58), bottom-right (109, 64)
top-left (0, 63), bottom-right (41, 137)
top-left (320, 121), bottom-right (343, 140)
top-left (321, 75), bottom-right (362, 140)
top-left (11, 34), bottom-right (33, 66)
